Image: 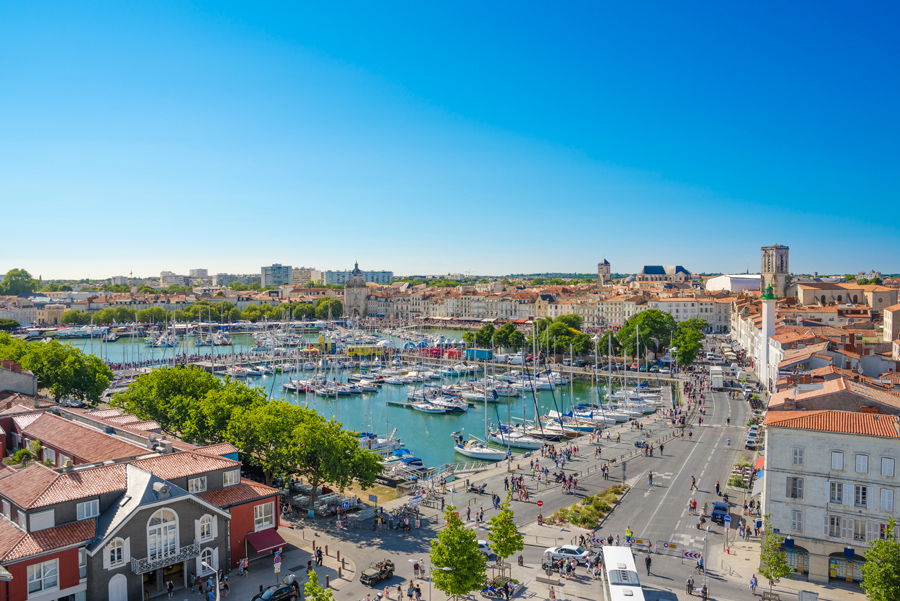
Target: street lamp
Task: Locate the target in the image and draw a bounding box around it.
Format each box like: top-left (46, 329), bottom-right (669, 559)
top-left (201, 561), bottom-right (220, 601)
top-left (410, 559), bottom-right (451, 601)
top-left (703, 525), bottom-right (709, 589)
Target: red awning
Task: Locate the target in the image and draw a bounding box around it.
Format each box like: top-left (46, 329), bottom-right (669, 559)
top-left (754, 456), bottom-right (765, 470)
top-left (246, 528), bottom-right (287, 554)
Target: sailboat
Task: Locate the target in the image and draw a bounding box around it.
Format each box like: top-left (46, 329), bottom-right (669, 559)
top-left (452, 388), bottom-right (507, 461)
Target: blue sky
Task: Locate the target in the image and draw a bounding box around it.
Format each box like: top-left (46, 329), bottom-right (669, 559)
top-left (1, 2), bottom-right (897, 279)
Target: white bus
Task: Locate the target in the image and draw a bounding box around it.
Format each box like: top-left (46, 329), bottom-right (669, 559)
top-left (601, 546), bottom-right (645, 601)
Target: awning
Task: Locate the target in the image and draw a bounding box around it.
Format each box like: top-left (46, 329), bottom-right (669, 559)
top-left (754, 456), bottom-right (765, 470)
top-left (246, 528), bottom-right (287, 554)
top-left (751, 472), bottom-right (764, 498)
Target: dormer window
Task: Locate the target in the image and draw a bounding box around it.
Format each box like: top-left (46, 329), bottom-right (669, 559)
top-left (77, 499), bottom-right (99, 521)
top-left (189, 477), bottom-right (207, 493)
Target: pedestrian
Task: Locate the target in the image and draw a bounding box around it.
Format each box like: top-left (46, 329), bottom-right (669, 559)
top-left (197, 575), bottom-right (205, 594)
top-left (407, 583), bottom-right (414, 601)
top-left (166, 580), bottom-right (174, 599)
top-left (466, 506), bottom-right (471, 521)
top-left (686, 575), bottom-right (694, 595)
top-left (307, 559), bottom-right (314, 574)
top-left (549, 586), bottom-right (556, 601)
top-left (397, 584), bottom-right (403, 600)
top-left (690, 476), bottom-right (697, 491)
top-left (749, 574), bottom-right (758, 596)
top-left (190, 572), bottom-right (197, 593)
top-left (414, 584), bottom-right (422, 601)
top-left (207, 590), bottom-right (215, 601)
top-left (644, 555), bottom-right (651, 575)
top-left (413, 560), bottom-right (419, 578)
top-left (615, 535), bottom-right (620, 546)
top-left (419, 559), bottom-right (425, 579)
top-left (715, 481), bottom-right (720, 495)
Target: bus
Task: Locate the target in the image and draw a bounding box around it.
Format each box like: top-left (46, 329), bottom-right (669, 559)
top-left (601, 546), bottom-right (645, 601)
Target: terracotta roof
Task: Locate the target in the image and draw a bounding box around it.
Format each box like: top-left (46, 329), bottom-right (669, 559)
top-left (23, 413), bottom-right (147, 463)
top-left (0, 464), bottom-right (60, 508)
top-left (102, 415), bottom-right (141, 425)
top-left (87, 409), bottom-right (122, 419)
top-left (1, 518), bottom-right (96, 562)
top-left (130, 452), bottom-right (239, 481)
top-left (119, 420), bottom-right (161, 432)
top-left (0, 404), bottom-right (37, 417)
top-left (0, 465), bottom-right (17, 480)
top-left (197, 480), bottom-right (279, 508)
top-left (11, 414), bottom-right (42, 431)
top-left (193, 443), bottom-right (239, 457)
top-left (764, 410), bottom-right (900, 438)
top-left (32, 463), bottom-right (128, 508)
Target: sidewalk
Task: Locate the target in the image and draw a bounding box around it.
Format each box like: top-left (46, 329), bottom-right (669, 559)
top-left (714, 539), bottom-right (865, 601)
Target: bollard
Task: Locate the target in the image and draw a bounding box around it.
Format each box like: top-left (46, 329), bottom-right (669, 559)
top-left (326, 575), bottom-right (330, 587)
top-left (325, 545), bottom-right (329, 556)
top-left (342, 558), bottom-right (345, 569)
top-left (337, 550), bottom-right (341, 562)
top-left (339, 567), bottom-right (342, 579)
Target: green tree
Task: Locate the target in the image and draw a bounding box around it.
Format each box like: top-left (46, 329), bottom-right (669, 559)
top-left (315, 298), bottom-right (343, 319)
top-left (0, 319), bottom-right (20, 332)
top-left (0, 268), bottom-right (38, 295)
top-left (617, 309), bottom-right (676, 357)
top-left (181, 380), bottom-right (267, 445)
top-left (598, 329), bottom-right (621, 357)
top-left (493, 322), bottom-right (517, 349)
top-left (136, 307), bottom-right (167, 323)
top-left (679, 318), bottom-right (708, 334)
top-left (113, 366), bottom-right (223, 433)
top-left (555, 314), bottom-right (583, 331)
top-left (462, 331), bottom-right (475, 346)
top-left (862, 518), bottom-right (900, 601)
top-left (20, 340), bottom-right (112, 405)
top-left (487, 498), bottom-right (524, 564)
top-left (303, 570), bottom-right (335, 601)
top-left (508, 330), bottom-right (525, 349)
top-left (758, 514), bottom-right (792, 595)
top-left (475, 324), bottom-right (496, 347)
top-left (431, 508), bottom-right (487, 601)
top-left (226, 401), bottom-right (309, 486)
top-left (672, 326), bottom-right (704, 367)
top-left (288, 411), bottom-right (383, 504)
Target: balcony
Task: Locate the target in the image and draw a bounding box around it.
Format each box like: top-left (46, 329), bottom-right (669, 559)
top-left (131, 542), bottom-right (199, 574)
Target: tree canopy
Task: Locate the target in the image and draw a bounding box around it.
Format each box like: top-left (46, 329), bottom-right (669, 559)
top-left (0, 319), bottom-right (19, 332)
top-left (0, 269), bottom-right (39, 295)
top-left (758, 514), bottom-right (792, 595)
top-left (487, 498), bottom-right (524, 562)
top-left (0, 334), bottom-right (112, 405)
top-left (672, 319), bottom-right (707, 367)
top-left (315, 298), bottom-right (343, 319)
top-left (431, 508), bottom-right (487, 599)
top-left (617, 309), bottom-right (676, 357)
top-left (863, 518), bottom-right (900, 601)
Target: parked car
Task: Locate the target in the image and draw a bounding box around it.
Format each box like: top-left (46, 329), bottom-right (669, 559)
top-left (251, 575), bottom-right (301, 601)
top-left (710, 501), bottom-right (729, 524)
top-left (659, 367), bottom-right (671, 374)
top-left (477, 540), bottom-right (495, 559)
top-left (649, 366), bottom-right (659, 373)
top-left (544, 545), bottom-right (591, 565)
top-left (745, 438), bottom-right (757, 450)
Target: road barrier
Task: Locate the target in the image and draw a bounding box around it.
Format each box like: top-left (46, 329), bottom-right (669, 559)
top-left (627, 537), bottom-right (651, 553)
top-left (656, 540), bottom-right (682, 556)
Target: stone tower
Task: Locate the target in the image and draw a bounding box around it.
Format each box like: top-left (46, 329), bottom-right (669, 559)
top-left (343, 262), bottom-right (368, 319)
top-left (759, 284), bottom-right (777, 391)
top-left (760, 244), bottom-right (790, 298)
top-left (597, 259), bottom-right (611, 285)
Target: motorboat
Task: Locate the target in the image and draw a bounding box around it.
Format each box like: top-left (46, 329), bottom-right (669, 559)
top-left (452, 437), bottom-right (506, 461)
top-left (411, 401), bottom-right (446, 414)
top-left (487, 428), bottom-right (542, 450)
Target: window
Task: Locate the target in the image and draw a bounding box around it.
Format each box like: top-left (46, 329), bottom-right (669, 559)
top-left (17, 510), bottom-right (26, 530)
top-left (77, 499), bottom-right (99, 520)
top-left (147, 509), bottom-right (178, 561)
top-left (189, 477), bottom-right (207, 493)
top-left (828, 516), bottom-right (841, 537)
top-left (792, 448), bottom-right (805, 466)
top-left (856, 454), bottom-right (869, 474)
top-left (787, 477), bottom-right (804, 500)
top-left (855, 485), bottom-right (869, 508)
top-left (791, 510), bottom-right (803, 532)
top-left (831, 452), bottom-right (843, 470)
top-left (199, 515), bottom-right (212, 541)
top-left (42, 447), bottom-right (56, 465)
top-left (881, 489), bottom-right (894, 512)
top-left (882, 457), bottom-right (895, 477)
top-left (199, 548), bottom-right (215, 575)
top-left (223, 470), bottom-right (239, 487)
top-left (108, 538), bottom-right (124, 567)
top-left (853, 519), bottom-right (866, 542)
top-left (27, 559), bottom-right (58, 594)
top-left (1, 500), bottom-right (8, 517)
top-left (79, 547), bottom-right (87, 579)
top-left (254, 502), bottom-right (274, 531)
top-left (830, 482), bottom-right (843, 503)
top-left (59, 454), bottom-right (71, 467)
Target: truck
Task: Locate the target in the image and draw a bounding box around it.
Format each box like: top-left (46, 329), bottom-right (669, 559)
top-left (465, 348), bottom-right (494, 361)
top-left (493, 353), bottom-right (509, 364)
top-left (710, 366), bottom-right (724, 391)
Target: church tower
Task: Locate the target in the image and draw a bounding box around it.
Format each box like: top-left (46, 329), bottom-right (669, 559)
top-left (760, 244), bottom-right (789, 298)
top-left (597, 259), bottom-right (611, 285)
top-left (343, 262), bottom-right (368, 320)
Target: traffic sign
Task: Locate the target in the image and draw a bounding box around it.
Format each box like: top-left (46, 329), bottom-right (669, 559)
top-left (661, 541), bottom-right (679, 550)
top-left (590, 537), bottom-right (603, 545)
top-left (724, 515), bottom-right (731, 524)
top-left (536, 500), bottom-right (544, 507)
top-left (369, 494), bottom-right (379, 503)
top-left (274, 553), bottom-right (282, 574)
top-left (683, 551), bottom-right (701, 560)
top-left (342, 501), bottom-right (350, 510)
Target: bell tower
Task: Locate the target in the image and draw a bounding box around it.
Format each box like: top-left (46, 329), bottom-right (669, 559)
top-left (760, 245), bottom-right (789, 298)
top-left (597, 259), bottom-right (611, 285)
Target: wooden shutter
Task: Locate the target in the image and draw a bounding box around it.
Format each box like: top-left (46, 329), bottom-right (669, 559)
top-left (867, 486), bottom-right (874, 509)
top-left (123, 538), bottom-right (130, 563)
top-left (841, 517), bottom-right (853, 540)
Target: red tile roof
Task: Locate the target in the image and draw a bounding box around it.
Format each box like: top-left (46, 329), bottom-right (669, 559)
top-left (764, 410), bottom-right (900, 438)
top-left (23, 413), bottom-right (148, 463)
top-left (1, 518), bottom-right (96, 562)
top-left (197, 481), bottom-right (280, 508)
top-left (130, 452), bottom-right (239, 481)
top-left (0, 464), bottom-right (60, 508)
top-left (193, 443), bottom-right (239, 458)
top-left (32, 464), bottom-right (128, 508)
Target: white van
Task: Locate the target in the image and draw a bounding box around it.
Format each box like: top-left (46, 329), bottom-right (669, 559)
top-left (507, 353), bottom-right (524, 365)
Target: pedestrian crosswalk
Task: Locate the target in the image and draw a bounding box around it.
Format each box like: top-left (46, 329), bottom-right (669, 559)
top-left (671, 531), bottom-right (705, 550)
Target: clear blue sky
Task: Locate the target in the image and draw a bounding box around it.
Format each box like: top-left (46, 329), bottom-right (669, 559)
top-left (1, 2), bottom-right (897, 279)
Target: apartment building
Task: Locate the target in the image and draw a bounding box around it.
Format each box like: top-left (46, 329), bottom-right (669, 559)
top-left (762, 410), bottom-right (900, 585)
top-left (260, 264), bottom-right (292, 288)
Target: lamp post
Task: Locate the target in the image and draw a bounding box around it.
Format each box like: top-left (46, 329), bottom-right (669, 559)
top-left (703, 525), bottom-right (709, 589)
top-left (410, 560), bottom-right (451, 601)
top-left (201, 561), bottom-right (220, 601)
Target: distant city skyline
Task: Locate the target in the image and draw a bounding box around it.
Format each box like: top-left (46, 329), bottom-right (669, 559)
top-left (2, 3), bottom-right (898, 278)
